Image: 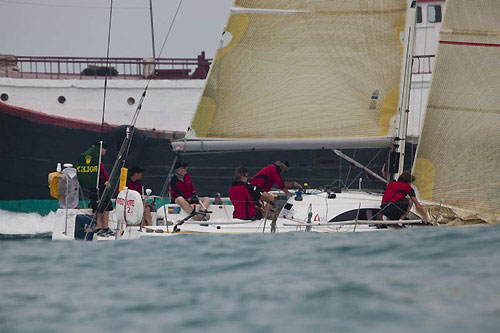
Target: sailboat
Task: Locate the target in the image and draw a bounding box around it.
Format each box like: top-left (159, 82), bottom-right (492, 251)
top-left (52, 0), bottom-right (429, 240)
top-left (413, 0), bottom-right (500, 225)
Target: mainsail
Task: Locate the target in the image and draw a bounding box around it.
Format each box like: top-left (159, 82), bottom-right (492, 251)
top-left (178, 0), bottom-right (413, 151)
top-left (413, 0), bottom-right (500, 222)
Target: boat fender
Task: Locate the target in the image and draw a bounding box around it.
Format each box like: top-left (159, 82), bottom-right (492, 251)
top-left (109, 125), bottom-right (145, 161)
top-left (116, 188), bottom-right (144, 226)
top-left (119, 167), bottom-right (128, 192)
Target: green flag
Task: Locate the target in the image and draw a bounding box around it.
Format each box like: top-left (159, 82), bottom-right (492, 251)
top-left (77, 145), bottom-right (100, 190)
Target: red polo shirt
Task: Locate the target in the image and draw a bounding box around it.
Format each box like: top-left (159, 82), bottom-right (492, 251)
top-left (229, 181), bottom-right (259, 220)
top-left (98, 162), bottom-right (108, 189)
top-left (170, 173), bottom-right (197, 200)
top-left (127, 179), bottom-right (143, 194)
top-left (382, 181), bottom-right (415, 203)
top-left (250, 164), bottom-right (285, 192)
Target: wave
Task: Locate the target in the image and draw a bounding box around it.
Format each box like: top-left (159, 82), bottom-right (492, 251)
top-left (0, 209), bottom-right (54, 236)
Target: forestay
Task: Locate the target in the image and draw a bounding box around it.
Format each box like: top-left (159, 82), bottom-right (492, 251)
top-left (413, 0), bottom-right (500, 223)
top-left (180, 0), bottom-right (410, 151)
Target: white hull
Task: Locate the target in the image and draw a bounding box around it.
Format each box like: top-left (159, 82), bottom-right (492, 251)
top-left (0, 78), bottom-right (204, 133)
top-left (52, 190), bottom-right (425, 241)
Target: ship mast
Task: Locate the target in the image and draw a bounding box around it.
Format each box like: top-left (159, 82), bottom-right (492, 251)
top-left (149, 0), bottom-right (157, 60)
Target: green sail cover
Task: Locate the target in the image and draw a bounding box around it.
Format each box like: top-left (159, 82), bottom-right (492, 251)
top-left (77, 145), bottom-right (100, 190)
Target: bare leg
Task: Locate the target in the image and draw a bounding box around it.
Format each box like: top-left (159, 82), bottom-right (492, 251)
top-left (175, 197), bottom-right (194, 214)
top-left (142, 205), bottom-right (152, 227)
top-left (96, 213), bottom-right (103, 230)
top-left (260, 192), bottom-right (275, 203)
top-left (200, 197), bottom-right (211, 210)
top-left (201, 197), bottom-right (211, 220)
top-left (103, 211), bottom-right (110, 229)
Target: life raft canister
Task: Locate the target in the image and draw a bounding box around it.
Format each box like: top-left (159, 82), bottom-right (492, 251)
top-left (115, 188), bottom-right (144, 226)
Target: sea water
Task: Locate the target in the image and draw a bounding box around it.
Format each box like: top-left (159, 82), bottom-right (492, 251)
top-left (1, 210), bottom-right (499, 332)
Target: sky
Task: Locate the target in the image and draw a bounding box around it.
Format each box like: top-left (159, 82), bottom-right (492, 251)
top-left (0, 0), bottom-right (235, 58)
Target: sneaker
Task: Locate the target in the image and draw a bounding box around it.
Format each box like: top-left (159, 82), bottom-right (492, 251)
top-left (104, 228), bottom-right (115, 236)
top-left (96, 229), bottom-right (107, 236)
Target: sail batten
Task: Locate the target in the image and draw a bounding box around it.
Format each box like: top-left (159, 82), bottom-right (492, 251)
top-left (187, 0), bottom-right (409, 144)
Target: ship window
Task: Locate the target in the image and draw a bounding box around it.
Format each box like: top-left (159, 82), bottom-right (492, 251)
top-left (0, 93), bottom-right (8, 102)
top-left (428, 5), bottom-right (442, 23)
top-left (58, 96), bottom-right (66, 104)
top-left (416, 6), bottom-right (422, 24)
top-left (127, 97), bottom-right (135, 106)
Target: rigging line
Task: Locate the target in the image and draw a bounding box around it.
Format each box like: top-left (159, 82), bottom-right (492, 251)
top-left (346, 149), bottom-right (383, 189)
top-left (100, 0), bottom-right (113, 140)
top-left (121, 0), bottom-right (183, 147)
top-left (88, 0), bottom-right (185, 233)
top-left (345, 149), bottom-right (356, 188)
top-left (160, 155), bottom-right (179, 198)
top-left (397, 25), bottom-right (414, 141)
top-left (157, 0), bottom-right (184, 58)
top-left (94, 0), bottom-right (183, 212)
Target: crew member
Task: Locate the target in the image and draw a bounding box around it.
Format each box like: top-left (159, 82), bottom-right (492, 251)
top-left (89, 141), bottom-right (114, 236)
top-left (380, 171), bottom-right (427, 221)
top-left (127, 165), bottom-right (152, 227)
top-left (229, 166), bottom-right (262, 220)
top-left (250, 160), bottom-right (302, 202)
top-left (169, 160), bottom-right (210, 221)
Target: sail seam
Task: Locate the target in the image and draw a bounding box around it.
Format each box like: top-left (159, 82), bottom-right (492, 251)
top-left (440, 40), bottom-right (500, 48)
top-left (231, 7), bottom-right (405, 16)
top-left (427, 104), bottom-right (500, 114)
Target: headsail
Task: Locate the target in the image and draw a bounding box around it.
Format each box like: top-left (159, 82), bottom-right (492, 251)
top-left (180, 0), bottom-right (412, 151)
top-left (413, 0), bottom-right (500, 222)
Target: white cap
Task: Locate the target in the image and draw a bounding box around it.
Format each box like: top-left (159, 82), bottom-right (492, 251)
top-left (63, 163), bottom-right (74, 168)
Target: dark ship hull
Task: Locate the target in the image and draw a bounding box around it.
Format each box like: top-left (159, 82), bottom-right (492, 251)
top-left (1, 101), bottom-right (403, 215)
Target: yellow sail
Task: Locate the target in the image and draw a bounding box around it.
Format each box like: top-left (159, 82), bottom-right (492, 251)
top-left (414, 0), bottom-right (500, 222)
top-left (190, 1), bottom-right (408, 141)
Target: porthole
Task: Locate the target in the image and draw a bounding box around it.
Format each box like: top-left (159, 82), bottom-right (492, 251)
top-left (127, 97), bottom-right (135, 106)
top-left (58, 96), bottom-right (66, 104)
top-left (0, 93), bottom-right (8, 102)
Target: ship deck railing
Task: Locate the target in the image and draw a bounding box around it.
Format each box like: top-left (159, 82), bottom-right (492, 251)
top-left (0, 52), bottom-right (212, 80)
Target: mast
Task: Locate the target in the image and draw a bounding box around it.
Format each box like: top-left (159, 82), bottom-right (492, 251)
top-left (396, 0), bottom-right (417, 177)
top-left (149, 0), bottom-right (156, 59)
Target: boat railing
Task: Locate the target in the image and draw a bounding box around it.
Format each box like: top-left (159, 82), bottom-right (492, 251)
top-left (0, 52), bottom-right (212, 80)
top-left (412, 55), bottom-right (435, 75)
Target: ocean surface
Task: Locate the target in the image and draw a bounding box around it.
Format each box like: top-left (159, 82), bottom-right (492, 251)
top-left (1, 209), bottom-right (499, 332)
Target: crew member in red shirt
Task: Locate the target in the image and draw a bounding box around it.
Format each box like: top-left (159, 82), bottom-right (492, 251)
top-left (88, 141), bottom-right (114, 236)
top-left (127, 165), bottom-right (152, 226)
top-left (169, 160), bottom-right (210, 220)
top-left (380, 171), bottom-right (427, 221)
top-left (250, 160), bottom-right (302, 203)
top-left (127, 165), bottom-right (144, 194)
top-left (229, 166), bottom-right (262, 220)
